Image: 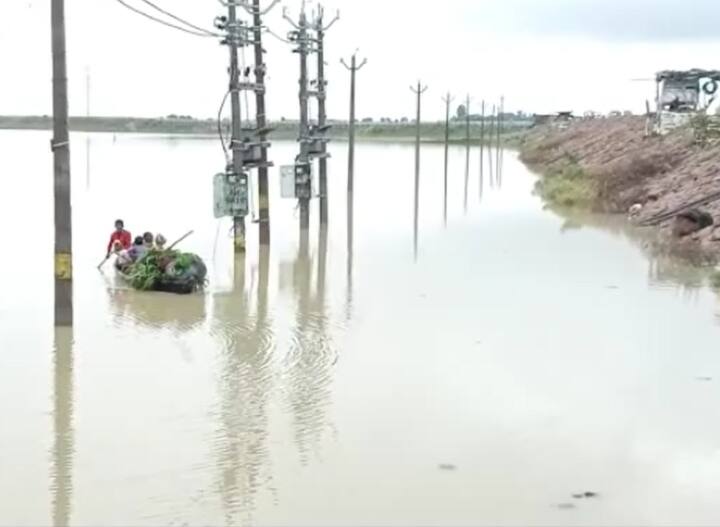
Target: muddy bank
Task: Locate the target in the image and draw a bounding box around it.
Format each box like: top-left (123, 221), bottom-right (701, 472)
top-left (520, 117), bottom-right (720, 260)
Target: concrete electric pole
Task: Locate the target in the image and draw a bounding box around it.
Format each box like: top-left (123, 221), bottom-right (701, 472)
top-left (313, 6), bottom-right (338, 226)
top-left (217, 0), bottom-right (277, 253)
top-left (341, 52), bottom-right (367, 214)
top-left (441, 92), bottom-right (454, 226)
top-left (284, 1), bottom-right (338, 249)
top-left (51, 0), bottom-right (73, 327)
top-left (410, 81), bottom-right (428, 261)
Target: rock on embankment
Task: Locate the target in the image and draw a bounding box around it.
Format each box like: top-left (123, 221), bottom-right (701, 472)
top-left (519, 116), bottom-right (720, 253)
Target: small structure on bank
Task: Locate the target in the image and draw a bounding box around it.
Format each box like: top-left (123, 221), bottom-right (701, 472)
top-left (654, 69), bottom-right (720, 138)
top-left (532, 111), bottom-right (574, 129)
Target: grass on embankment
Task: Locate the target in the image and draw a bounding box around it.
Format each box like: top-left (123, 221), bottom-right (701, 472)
top-left (527, 153), bottom-right (598, 209)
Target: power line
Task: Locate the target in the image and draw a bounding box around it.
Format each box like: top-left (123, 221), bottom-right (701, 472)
top-left (114, 0), bottom-right (220, 38)
top-left (136, 0), bottom-right (220, 36)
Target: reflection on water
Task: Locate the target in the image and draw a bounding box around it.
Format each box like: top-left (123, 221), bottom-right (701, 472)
top-left (108, 287), bottom-right (207, 332)
top-left (6, 132), bottom-right (720, 525)
top-left (282, 228), bottom-right (336, 466)
top-left (210, 251), bottom-right (274, 525)
top-left (51, 328), bottom-right (74, 527)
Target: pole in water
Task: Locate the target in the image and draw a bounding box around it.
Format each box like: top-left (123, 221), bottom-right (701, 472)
top-left (488, 104), bottom-right (495, 187)
top-left (441, 92), bottom-right (453, 226)
top-left (479, 100), bottom-right (485, 200)
top-left (410, 81), bottom-right (428, 260)
top-left (496, 96), bottom-right (503, 186)
top-left (227, 1), bottom-right (246, 253)
top-left (464, 94), bottom-right (471, 213)
top-left (252, 0), bottom-right (275, 247)
top-left (316, 10), bottom-right (329, 226)
top-left (51, 0), bottom-right (73, 327)
top-left (341, 51), bottom-right (367, 276)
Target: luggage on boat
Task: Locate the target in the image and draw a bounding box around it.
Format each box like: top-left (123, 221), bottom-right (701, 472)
top-left (118, 251), bottom-right (207, 294)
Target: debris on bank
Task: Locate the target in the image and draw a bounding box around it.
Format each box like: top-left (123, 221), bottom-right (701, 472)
top-left (519, 114), bottom-right (720, 256)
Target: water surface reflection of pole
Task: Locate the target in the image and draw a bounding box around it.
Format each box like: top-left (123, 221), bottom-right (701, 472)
top-left (51, 328), bottom-right (75, 527)
top-left (211, 252), bottom-right (274, 523)
top-left (410, 81), bottom-right (427, 261)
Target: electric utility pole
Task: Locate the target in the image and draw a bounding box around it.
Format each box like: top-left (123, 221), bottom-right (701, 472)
top-left (464, 94), bottom-right (471, 213)
top-left (479, 99), bottom-right (485, 199)
top-left (340, 51), bottom-right (367, 216)
top-left (216, 0), bottom-right (278, 253)
top-left (313, 6), bottom-right (338, 226)
top-left (227, 2), bottom-right (247, 252)
top-left (284, 2), bottom-right (338, 247)
top-left (441, 92), bottom-right (453, 226)
top-left (51, 0), bottom-right (73, 327)
top-left (411, 81), bottom-right (428, 261)
top-left (251, 0), bottom-right (275, 246)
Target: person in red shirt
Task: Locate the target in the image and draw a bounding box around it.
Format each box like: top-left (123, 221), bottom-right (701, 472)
top-left (106, 219), bottom-right (132, 258)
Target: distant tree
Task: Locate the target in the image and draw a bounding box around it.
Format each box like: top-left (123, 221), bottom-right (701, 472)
top-left (400, 117), bottom-right (409, 123)
top-left (456, 104), bottom-right (467, 120)
top-left (362, 117), bottom-right (374, 123)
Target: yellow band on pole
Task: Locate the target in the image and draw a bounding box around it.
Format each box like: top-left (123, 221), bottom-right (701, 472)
top-left (55, 253), bottom-right (73, 280)
top-left (234, 234), bottom-right (246, 253)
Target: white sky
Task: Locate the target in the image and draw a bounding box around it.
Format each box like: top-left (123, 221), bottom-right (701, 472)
top-left (2, 0), bottom-right (720, 121)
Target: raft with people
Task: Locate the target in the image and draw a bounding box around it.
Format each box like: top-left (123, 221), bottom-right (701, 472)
top-left (103, 220), bottom-right (207, 295)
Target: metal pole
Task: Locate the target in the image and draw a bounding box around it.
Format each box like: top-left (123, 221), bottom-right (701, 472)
top-left (51, 0), bottom-right (73, 327)
top-left (464, 94), bottom-right (471, 213)
top-left (228, 3), bottom-right (246, 253)
top-left (442, 93), bottom-right (453, 226)
top-left (479, 100), bottom-right (485, 200)
top-left (252, 0), bottom-right (271, 246)
top-left (317, 22), bottom-right (329, 226)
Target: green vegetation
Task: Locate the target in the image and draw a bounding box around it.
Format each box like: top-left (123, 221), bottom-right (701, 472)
top-left (124, 250), bottom-right (205, 292)
top-left (711, 271), bottom-right (720, 289)
top-left (0, 115), bottom-right (531, 144)
top-left (533, 159), bottom-right (597, 208)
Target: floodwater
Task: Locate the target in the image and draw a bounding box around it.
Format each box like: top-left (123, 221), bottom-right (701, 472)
top-left (3, 130), bottom-right (720, 526)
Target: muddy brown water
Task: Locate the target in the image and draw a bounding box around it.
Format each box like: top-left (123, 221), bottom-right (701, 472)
top-left (3, 130), bottom-right (720, 526)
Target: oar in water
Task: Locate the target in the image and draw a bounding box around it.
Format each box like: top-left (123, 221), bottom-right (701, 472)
top-left (167, 230), bottom-right (194, 251)
top-left (97, 255), bottom-right (110, 270)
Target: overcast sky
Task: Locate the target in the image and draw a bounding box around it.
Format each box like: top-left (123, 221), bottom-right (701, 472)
top-left (2, 0), bottom-right (720, 120)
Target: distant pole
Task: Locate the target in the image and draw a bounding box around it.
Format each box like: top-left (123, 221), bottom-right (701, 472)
top-left (51, 0), bottom-right (73, 327)
top-left (488, 104), bottom-right (495, 186)
top-left (479, 99), bottom-right (485, 199)
top-left (341, 52), bottom-right (367, 202)
top-left (496, 96), bottom-right (503, 185)
top-left (85, 67), bottom-right (91, 189)
top-left (464, 94), bottom-right (471, 213)
top-left (441, 92), bottom-right (453, 226)
top-left (410, 81), bottom-right (428, 260)
top-left (252, 0), bottom-right (273, 246)
top-left (227, 2), bottom-right (246, 253)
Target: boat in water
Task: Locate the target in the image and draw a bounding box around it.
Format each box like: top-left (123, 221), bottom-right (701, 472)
top-left (116, 250), bottom-right (207, 295)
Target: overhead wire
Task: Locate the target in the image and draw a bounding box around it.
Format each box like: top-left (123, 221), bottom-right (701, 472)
top-left (136, 0), bottom-right (222, 36)
top-left (114, 0), bottom-right (221, 38)
top-left (217, 90), bottom-right (231, 163)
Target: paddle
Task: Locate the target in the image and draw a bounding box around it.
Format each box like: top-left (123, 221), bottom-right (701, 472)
top-left (167, 230), bottom-right (194, 251)
top-left (97, 255), bottom-right (110, 270)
